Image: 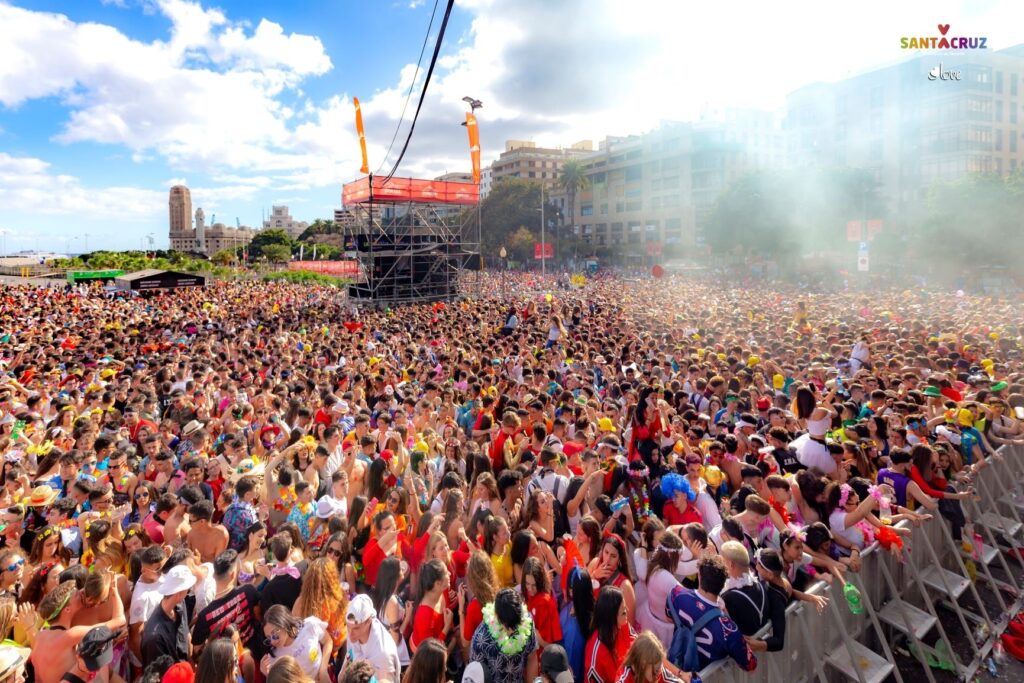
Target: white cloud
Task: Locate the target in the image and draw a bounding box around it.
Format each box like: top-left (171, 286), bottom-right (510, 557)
top-left (0, 152), bottom-right (166, 219)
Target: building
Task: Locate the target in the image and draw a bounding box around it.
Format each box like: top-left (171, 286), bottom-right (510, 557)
top-left (167, 185), bottom-right (255, 255)
top-left (489, 140), bottom-right (594, 190)
top-left (784, 44), bottom-right (1024, 231)
top-left (334, 208), bottom-right (360, 229)
top-left (168, 185), bottom-right (193, 249)
top-left (562, 116), bottom-right (777, 259)
top-left (480, 166), bottom-right (493, 199)
top-left (263, 205), bottom-right (309, 239)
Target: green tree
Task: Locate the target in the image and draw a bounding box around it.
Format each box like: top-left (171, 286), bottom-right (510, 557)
top-left (297, 218), bottom-right (338, 242)
top-left (558, 159), bottom-right (590, 253)
top-left (262, 244), bottom-right (292, 264)
top-left (211, 249), bottom-right (236, 266)
top-left (472, 179), bottom-right (557, 259)
top-left (248, 229), bottom-right (293, 259)
top-left (506, 226), bottom-right (537, 262)
top-left (707, 167), bottom-right (881, 258)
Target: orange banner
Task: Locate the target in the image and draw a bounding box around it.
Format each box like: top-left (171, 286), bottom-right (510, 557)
top-left (465, 112), bottom-right (481, 184)
top-left (354, 97), bottom-right (369, 174)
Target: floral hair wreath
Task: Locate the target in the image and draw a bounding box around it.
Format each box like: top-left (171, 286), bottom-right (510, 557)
top-left (628, 464), bottom-right (650, 479)
top-left (838, 483), bottom-right (854, 508)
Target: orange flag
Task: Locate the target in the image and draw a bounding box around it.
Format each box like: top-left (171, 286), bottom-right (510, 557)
top-left (354, 97), bottom-right (369, 174)
top-left (465, 111), bottom-right (481, 183)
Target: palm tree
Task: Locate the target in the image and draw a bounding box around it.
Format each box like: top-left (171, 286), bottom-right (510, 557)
top-left (558, 159), bottom-right (590, 259)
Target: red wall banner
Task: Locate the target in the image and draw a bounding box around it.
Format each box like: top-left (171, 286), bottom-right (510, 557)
top-left (534, 242), bottom-right (554, 259)
top-left (289, 261), bottom-right (361, 276)
top-left (342, 176), bottom-right (479, 206)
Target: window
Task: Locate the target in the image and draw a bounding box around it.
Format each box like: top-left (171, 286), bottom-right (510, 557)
top-left (625, 187), bottom-right (642, 198)
top-left (664, 195), bottom-right (680, 207)
top-left (626, 201), bottom-right (642, 211)
top-left (651, 197), bottom-right (662, 209)
top-left (611, 222), bottom-right (623, 232)
top-left (625, 166), bottom-right (642, 181)
top-left (1013, 73), bottom-right (1019, 96)
top-left (996, 129), bottom-right (1003, 151)
top-left (627, 150), bottom-right (642, 160)
top-left (996, 158), bottom-right (1003, 174)
top-left (1013, 106), bottom-right (1018, 125)
top-left (528, 172), bottom-right (536, 178)
top-left (663, 176), bottom-right (680, 189)
top-left (1012, 159), bottom-right (1018, 172)
top-left (997, 101), bottom-right (1003, 122)
top-left (615, 201), bottom-right (625, 213)
top-left (997, 71), bottom-right (1004, 93)
top-left (597, 223), bottom-right (608, 234)
top-left (1011, 134), bottom-right (1018, 153)
top-left (581, 204), bottom-right (593, 216)
top-left (600, 204), bottom-right (608, 215)
top-left (665, 218), bottom-right (682, 232)
top-left (662, 157), bottom-right (680, 172)
top-left (628, 221), bottom-right (642, 232)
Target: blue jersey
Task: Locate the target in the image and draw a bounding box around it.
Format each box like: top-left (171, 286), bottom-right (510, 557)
top-left (668, 586), bottom-right (756, 673)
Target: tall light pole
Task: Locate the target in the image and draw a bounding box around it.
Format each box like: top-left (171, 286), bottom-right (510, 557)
top-left (540, 185), bottom-right (546, 277)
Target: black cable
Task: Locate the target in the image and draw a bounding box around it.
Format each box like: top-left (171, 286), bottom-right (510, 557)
top-left (375, 0), bottom-right (440, 175)
top-left (384, 0), bottom-right (456, 181)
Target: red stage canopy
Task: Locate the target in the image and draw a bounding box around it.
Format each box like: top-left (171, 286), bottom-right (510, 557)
top-left (342, 175), bottom-right (479, 206)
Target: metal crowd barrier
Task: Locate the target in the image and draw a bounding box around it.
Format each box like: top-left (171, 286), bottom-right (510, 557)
top-left (696, 443), bottom-right (1024, 682)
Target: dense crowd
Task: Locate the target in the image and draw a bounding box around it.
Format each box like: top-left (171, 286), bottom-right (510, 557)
top-left (0, 270), bottom-right (1020, 683)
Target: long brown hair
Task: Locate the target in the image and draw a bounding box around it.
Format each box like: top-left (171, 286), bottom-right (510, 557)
top-left (465, 551), bottom-right (497, 606)
top-left (404, 638), bottom-right (447, 683)
top-left (645, 531), bottom-right (682, 583)
top-left (623, 632), bottom-right (666, 683)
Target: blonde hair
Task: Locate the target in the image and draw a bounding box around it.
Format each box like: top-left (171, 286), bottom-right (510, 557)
top-left (266, 656), bottom-right (313, 683)
top-left (623, 632), bottom-right (666, 683)
top-left (720, 540), bottom-right (750, 568)
top-left (0, 598), bottom-right (16, 640)
top-left (424, 531), bottom-right (449, 563)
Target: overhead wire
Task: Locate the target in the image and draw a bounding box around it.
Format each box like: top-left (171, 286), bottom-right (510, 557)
top-left (374, 0), bottom-right (440, 175)
top-left (384, 0), bottom-right (456, 181)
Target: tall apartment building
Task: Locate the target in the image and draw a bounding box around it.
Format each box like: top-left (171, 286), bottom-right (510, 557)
top-left (785, 44), bottom-right (1024, 231)
top-left (168, 185), bottom-right (193, 248)
top-left (263, 205), bottom-right (309, 239)
top-left (489, 140), bottom-right (594, 190)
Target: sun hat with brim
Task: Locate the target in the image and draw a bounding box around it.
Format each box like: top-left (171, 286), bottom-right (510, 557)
top-left (923, 386), bottom-right (943, 397)
top-left (0, 645), bottom-right (28, 681)
top-left (159, 565), bottom-right (197, 596)
top-left (228, 458), bottom-right (266, 482)
top-left (181, 420), bottom-right (204, 437)
top-left (25, 485), bottom-right (59, 507)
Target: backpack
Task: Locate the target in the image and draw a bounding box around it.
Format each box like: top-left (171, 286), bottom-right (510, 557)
top-left (667, 594), bottom-right (723, 672)
top-left (551, 476), bottom-right (570, 539)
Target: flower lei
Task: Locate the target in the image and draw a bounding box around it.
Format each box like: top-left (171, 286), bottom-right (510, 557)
top-left (482, 602), bottom-right (533, 656)
top-left (274, 486), bottom-right (297, 512)
top-left (838, 484), bottom-right (853, 508)
top-left (629, 480), bottom-right (652, 525)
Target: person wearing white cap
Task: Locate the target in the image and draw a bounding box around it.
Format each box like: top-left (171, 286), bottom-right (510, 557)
top-left (140, 565), bottom-right (195, 669)
top-left (344, 594), bottom-right (400, 683)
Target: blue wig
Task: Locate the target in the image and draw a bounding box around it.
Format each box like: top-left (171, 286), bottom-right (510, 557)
top-left (661, 473), bottom-right (697, 501)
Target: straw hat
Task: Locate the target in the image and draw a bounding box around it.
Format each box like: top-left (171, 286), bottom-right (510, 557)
top-left (228, 458), bottom-right (266, 482)
top-left (25, 485), bottom-right (59, 508)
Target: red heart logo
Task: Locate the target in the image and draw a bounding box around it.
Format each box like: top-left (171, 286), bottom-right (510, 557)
top-left (938, 24), bottom-right (950, 35)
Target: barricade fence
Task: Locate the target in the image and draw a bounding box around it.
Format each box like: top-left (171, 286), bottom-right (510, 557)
top-left (697, 443), bottom-right (1024, 683)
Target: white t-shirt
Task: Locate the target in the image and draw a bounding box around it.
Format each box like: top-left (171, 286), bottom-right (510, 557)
top-left (273, 617), bottom-right (328, 678)
top-left (349, 619), bottom-right (401, 683)
top-left (792, 433), bottom-right (837, 476)
top-left (192, 563), bottom-right (216, 615)
top-left (828, 509), bottom-right (867, 550)
top-left (129, 579), bottom-right (163, 625)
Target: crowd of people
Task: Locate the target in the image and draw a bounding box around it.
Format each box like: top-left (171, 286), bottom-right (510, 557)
top-left (0, 270), bottom-right (1020, 683)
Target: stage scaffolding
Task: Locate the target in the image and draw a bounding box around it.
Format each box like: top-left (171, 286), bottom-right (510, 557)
top-left (341, 175), bottom-right (479, 305)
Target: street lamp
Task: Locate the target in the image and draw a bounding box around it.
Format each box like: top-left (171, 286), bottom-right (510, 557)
top-left (499, 246), bottom-right (507, 294)
top-left (535, 186), bottom-right (546, 277)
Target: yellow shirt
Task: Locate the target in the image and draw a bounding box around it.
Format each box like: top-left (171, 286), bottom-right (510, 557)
top-left (490, 545), bottom-right (513, 588)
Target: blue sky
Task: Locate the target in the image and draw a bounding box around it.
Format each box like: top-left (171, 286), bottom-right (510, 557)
top-left (0, 0), bottom-right (1017, 253)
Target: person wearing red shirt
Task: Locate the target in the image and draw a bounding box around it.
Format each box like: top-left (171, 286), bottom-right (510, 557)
top-left (363, 510), bottom-right (401, 587)
top-left (460, 552), bottom-right (498, 646)
top-left (586, 586), bottom-right (635, 683)
top-left (661, 473), bottom-right (702, 527)
top-left (489, 412), bottom-right (521, 472)
top-left (411, 559), bottom-right (453, 651)
top-left (523, 558), bottom-right (561, 650)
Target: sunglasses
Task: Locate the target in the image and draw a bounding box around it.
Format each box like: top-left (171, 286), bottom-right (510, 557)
top-left (135, 492), bottom-right (149, 500)
top-left (325, 547), bottom-right (343, 558)
top-left (5, 558), bottom-right (24, 573)
top-left (263, 630), bottom-right (282, 647)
